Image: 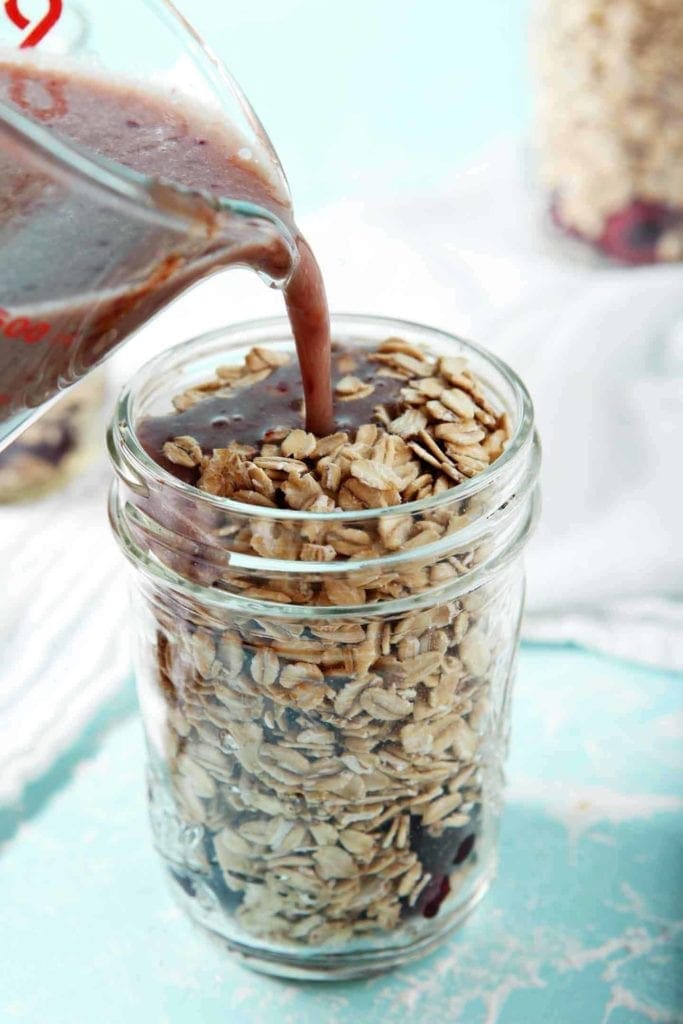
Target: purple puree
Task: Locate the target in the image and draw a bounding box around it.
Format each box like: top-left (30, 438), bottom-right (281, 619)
top-left (138, 346), bottom-right (405, 484)
top-left (0, 62), bottom-right (332, 433)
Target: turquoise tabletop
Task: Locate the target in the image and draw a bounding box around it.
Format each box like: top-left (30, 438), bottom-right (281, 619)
top-left (2, 646), bottom-right (681, 1023)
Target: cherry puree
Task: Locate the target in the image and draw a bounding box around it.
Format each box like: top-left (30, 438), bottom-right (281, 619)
top-left (138, 346), bottom-right (404, 484)
top-left (0, 62), bottom-right (332, 433)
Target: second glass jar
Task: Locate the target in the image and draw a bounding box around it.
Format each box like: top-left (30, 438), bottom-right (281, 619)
top-left (534, 0), bottom-right (683, 264)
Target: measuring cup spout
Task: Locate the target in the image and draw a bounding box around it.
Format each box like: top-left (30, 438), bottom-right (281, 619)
top-left (0, 0), bottom-right (298, 448)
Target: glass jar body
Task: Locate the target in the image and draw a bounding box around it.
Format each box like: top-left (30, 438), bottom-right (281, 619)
top-left (534, 0), bottom-right (683, 265)
top-left (108, 315), bottom-right (539, 978)
top-left (133, 559), bottom-right (525, 977)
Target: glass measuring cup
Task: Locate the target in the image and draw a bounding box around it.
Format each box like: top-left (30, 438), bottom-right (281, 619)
top-left (0, 0), bottom-right (298, 449)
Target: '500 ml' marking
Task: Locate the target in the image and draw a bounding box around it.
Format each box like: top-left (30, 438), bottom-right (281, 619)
top-left (0, 309), bottom-right (74, 347)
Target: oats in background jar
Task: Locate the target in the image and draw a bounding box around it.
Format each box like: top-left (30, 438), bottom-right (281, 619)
top-left (534, 0), bottom-right (683, 264)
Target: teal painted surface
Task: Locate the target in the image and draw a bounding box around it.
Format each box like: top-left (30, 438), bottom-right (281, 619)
top-left (0, 684), bottom-right (137, 847)
top-left (2, 646), bottom-right (681, 1022)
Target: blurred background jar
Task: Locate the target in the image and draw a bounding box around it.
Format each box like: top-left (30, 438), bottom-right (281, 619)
top-left (0, 373), bottom-right (106, 503)
top-left (534, 0), bottom-right (683, 265)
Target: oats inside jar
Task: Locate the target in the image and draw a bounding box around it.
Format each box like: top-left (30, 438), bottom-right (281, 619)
top-left (119, 328), bottom-right (533, 960)
top-left (139, 337), bottom-right (510, 511)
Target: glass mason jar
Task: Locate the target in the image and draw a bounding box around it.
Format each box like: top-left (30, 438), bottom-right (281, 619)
top-left (534, 0), bottom-right (683, 265)
top-left (108, 315), bottom-right (540, 980)
top-left (0, 370), bottom-right (106, 502)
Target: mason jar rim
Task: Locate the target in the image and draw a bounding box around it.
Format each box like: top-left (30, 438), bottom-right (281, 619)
top-left (110, 313), bottom-right (536, 524)
top-left (110, 487), bottom-right (540, 619)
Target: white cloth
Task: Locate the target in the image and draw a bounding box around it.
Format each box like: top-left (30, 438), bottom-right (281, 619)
top-left (2, 140), bottom-right (681, 803)
top-left (0, 457), bottom-right (130, 805)
top-left (128, 141), bottom-right (683, 667)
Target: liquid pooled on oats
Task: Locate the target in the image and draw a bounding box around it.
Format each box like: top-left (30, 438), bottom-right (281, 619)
top-left (138, 346), bottom-right (404, 485)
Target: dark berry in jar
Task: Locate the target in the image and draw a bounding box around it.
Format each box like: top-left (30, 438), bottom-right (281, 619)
top-left (551, 194), bottom-right (680, 265)
top-left (597, 201), bottom-right (673, 264)
top-left (453, 832), bottom-right (476, 865)
top-left (408, 807), bottom-right (479, 876)
top-left (418, 874), bottom-right (451, 919)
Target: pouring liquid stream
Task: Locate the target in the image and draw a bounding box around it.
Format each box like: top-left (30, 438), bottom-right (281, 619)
top-left (0, 61), bottom-right (333, 439)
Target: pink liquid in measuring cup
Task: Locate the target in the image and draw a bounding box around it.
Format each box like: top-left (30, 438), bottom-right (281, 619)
top-left (0, 62), bottom-right (332, 435)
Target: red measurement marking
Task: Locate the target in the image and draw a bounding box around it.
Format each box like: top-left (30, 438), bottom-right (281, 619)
top-left (4, 0), bottom-right (63, 48)
top-left (2, 315), bottom-right (31, 338)
top-left (0, 309), bottom-right (53, 344)
top-left (9, 67), bottom-right (67, 120)
top-left (24, 322), bottom-right (52, 344)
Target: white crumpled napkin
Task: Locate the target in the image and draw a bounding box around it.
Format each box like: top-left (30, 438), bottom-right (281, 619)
top-left (2, 140), bottom-right (681, 804)
top-left (129, 140), bottom-right (683, 666)
top-left (0, 458), bottom-right (130, 805)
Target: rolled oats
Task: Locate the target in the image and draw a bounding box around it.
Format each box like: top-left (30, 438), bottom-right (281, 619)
top-left (281, 429), bottom-right (317, 459)
top-left (124, 333), bottom-right (527, 955)
top-left (359, 688), bottom-right (414, 722)
top-left (535, 0), bottom-right (683, 261)
top-left (163, 435), bottom-right (203, 467)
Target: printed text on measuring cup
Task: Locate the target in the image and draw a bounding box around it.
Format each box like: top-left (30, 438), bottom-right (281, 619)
top-left (4, 0), bottom-right (63, 48)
